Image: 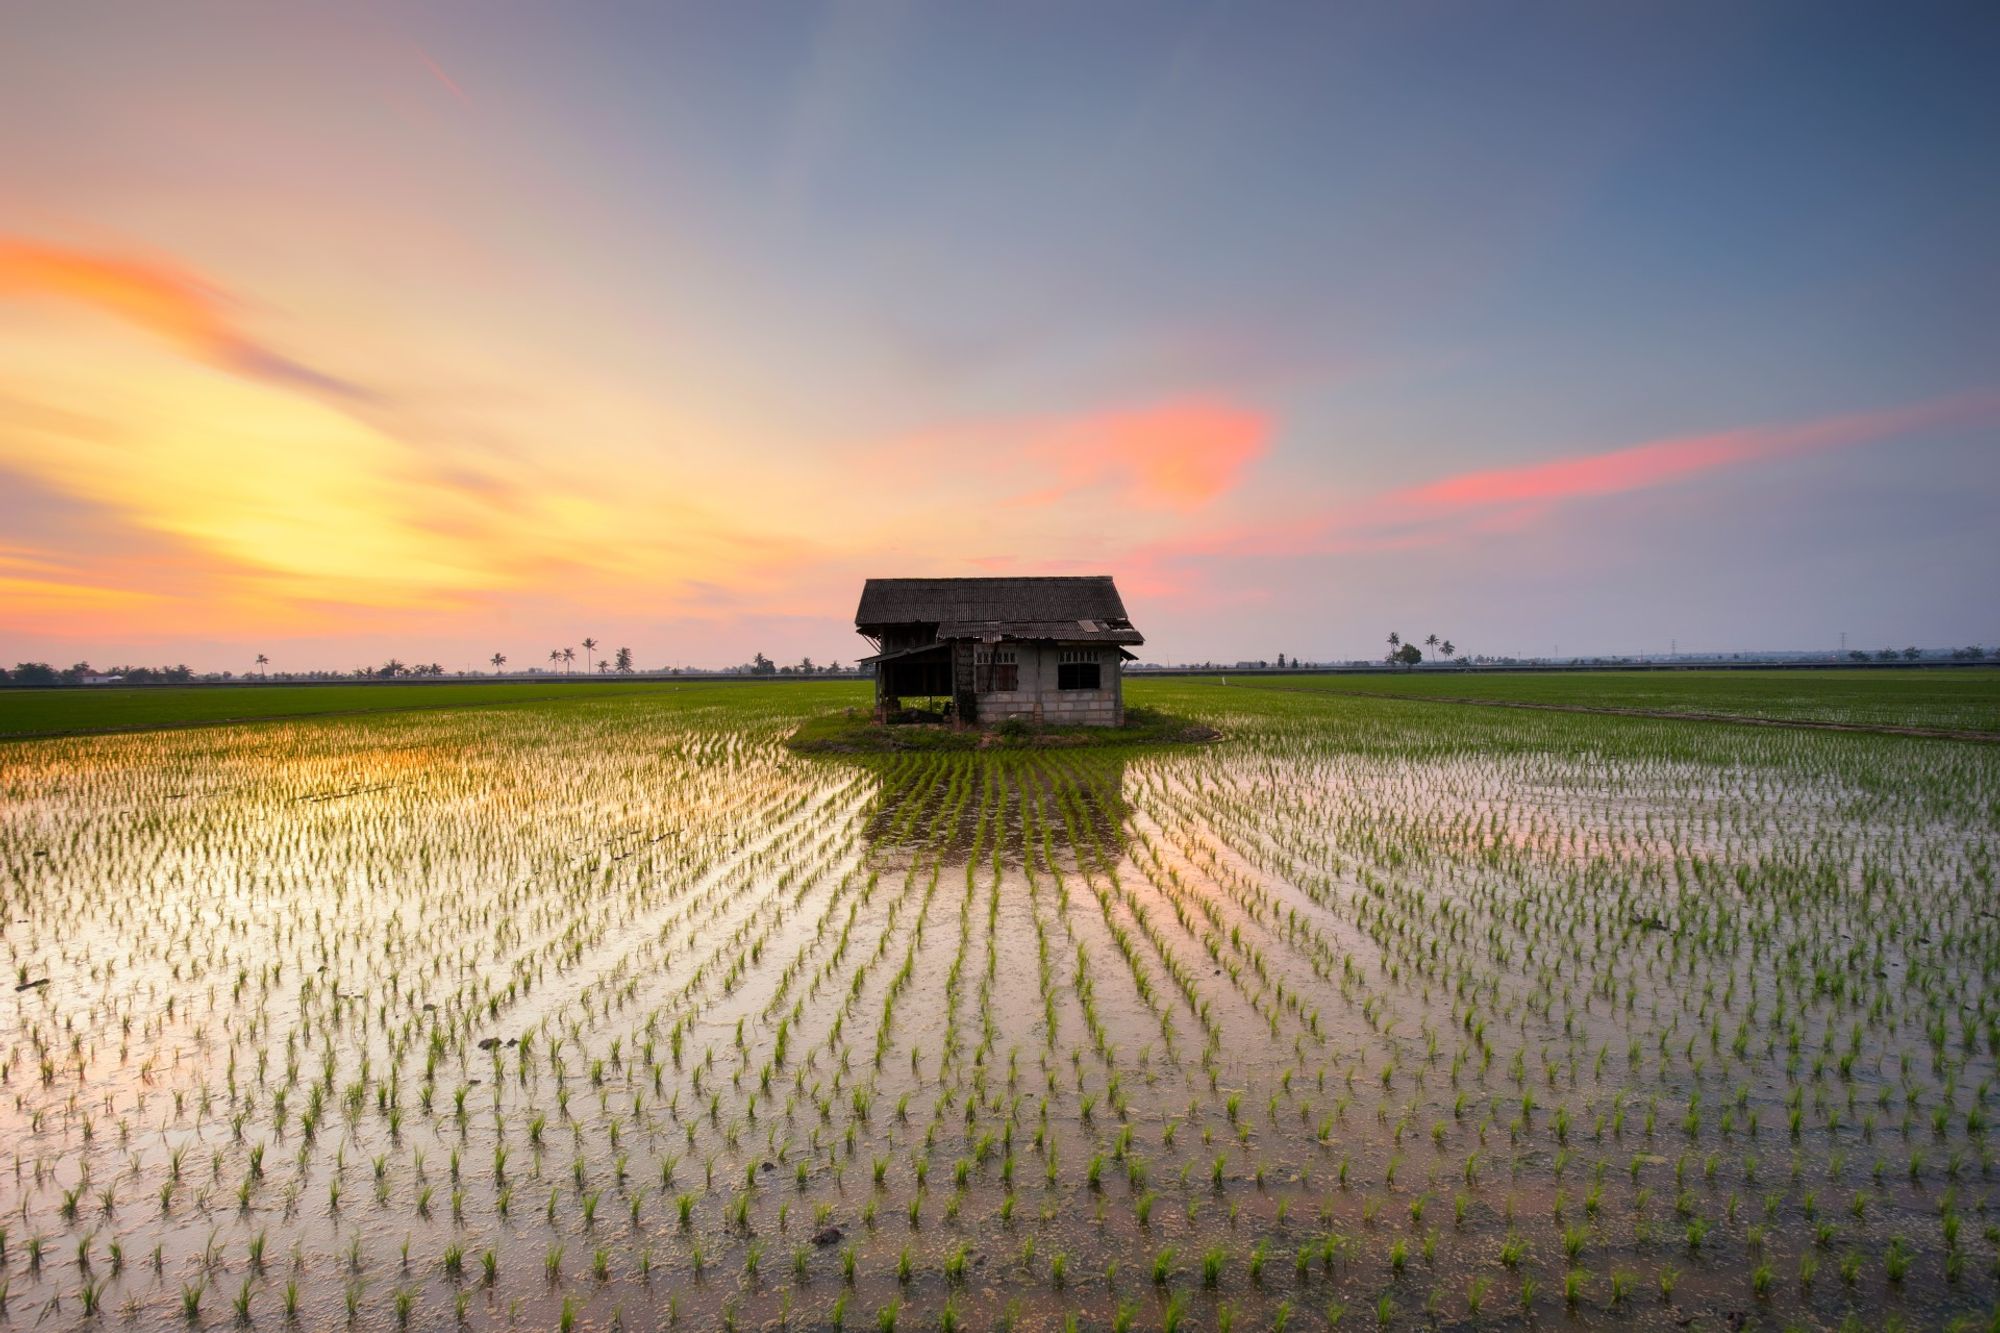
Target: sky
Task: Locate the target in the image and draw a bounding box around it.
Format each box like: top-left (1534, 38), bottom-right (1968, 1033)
top-left (2, 1), bottom-right (1996, 672)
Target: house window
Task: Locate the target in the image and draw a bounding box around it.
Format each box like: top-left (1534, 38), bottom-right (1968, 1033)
top-left (1057, 662), bottom-right (1100, 690)
top-left (1057, 649), bottom-right (1102, 691)
top-left (974, 647), bottom-right (1018, 692)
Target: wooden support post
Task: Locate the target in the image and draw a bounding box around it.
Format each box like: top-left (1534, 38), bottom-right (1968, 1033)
top-left (951, 640), bottom-right (976, 729)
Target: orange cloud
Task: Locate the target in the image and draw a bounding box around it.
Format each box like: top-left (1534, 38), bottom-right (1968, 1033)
top-left (1023, 399), bottom-right (1271, 510)
top-left (0, 237), bottom-right (363, 398)
top-left (877, 396), bottom-right (1272, 512)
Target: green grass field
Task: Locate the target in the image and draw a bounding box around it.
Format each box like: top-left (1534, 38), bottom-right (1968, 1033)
top-left (1202, 667), bottom-right (2000, 733)
top-left (0, 680), bottom-right (700, 738)
top-left (6, 668), bottom-right (1995, 740)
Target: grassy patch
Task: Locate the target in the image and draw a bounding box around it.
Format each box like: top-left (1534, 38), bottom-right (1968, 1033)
top-left (1196, 667), bottom-right (2000, 733)
top-left (786, 703), bottom-right (1219, 754)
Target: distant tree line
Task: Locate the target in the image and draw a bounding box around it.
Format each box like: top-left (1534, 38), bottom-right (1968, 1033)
top-left (746, 653), bottom-right (848, 676)
top-left (3, 662), bottom-right (197, 687)
top-left (11, 639), bottom-right (1993, 687)
top-left (1846, 646), bottom-right (1997, 662)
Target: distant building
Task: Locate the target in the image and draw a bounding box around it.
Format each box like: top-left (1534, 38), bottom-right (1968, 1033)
top-left (855, 576), bottom-right (1143, 726)
top-left (80, 674), bottom-right (124, 685)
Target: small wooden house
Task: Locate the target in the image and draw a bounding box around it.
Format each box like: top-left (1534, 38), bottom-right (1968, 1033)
top-left (855, 576), bottom-right (1144, 726)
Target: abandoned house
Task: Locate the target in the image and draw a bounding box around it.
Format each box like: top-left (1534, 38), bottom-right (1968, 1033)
top-left (855, 576), bottom-right (1144, 726)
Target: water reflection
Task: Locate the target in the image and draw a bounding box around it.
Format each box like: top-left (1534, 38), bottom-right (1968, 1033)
top-left (832, 751), bottom-right (1132, 870)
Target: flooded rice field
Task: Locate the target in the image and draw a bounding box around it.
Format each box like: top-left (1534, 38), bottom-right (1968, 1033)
top-left (3, 680), bottom-right (1996, 1331)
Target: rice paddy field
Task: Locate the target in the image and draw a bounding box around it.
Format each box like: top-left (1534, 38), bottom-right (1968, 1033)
top-left (3, 675), bottom-right (1997, 1331)
top-left (1213, 669), bottom-right (2000, 735)
top-left (0, 683), bottom-right (676, 740)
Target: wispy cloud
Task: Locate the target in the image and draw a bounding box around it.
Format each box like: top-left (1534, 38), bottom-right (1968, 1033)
top-left (1378, 393), bottom-right (1999, 521)
top-left (1126, 390), bottom-right (2000, 571)
top-left (419, 49), bottom-right (469, 103)
top-left (0, 238), bottom-right (368, 400)
top-left (1015, 398), bottom-right (1272, 510)
top-left (875, 396), bottom-right (1272, 512)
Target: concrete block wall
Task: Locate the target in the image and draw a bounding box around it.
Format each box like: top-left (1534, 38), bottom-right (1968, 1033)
top-left (974, 642), bottom-right (1123, 726)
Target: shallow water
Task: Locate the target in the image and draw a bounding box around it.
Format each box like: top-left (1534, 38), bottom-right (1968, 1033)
top-left (2, 683), bottom-right (1994, 1330)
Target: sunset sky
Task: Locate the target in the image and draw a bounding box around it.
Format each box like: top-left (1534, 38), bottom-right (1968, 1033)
top-left (4, 2), bottom-right (1995, 671)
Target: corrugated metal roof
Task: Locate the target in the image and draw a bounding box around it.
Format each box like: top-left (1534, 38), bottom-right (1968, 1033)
top-left (856, 576), bottom-right (1134, 629)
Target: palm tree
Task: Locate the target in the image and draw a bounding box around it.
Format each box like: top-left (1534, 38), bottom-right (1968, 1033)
top-left (1441, 640), bottom-right (1455, 661)
top-left (1424, 633), bottom-right (1439, 651)
top-left (255, 653), bottom-right (269, 677)
top-left (548, 649), bottom-right (562, 672)
top-left (490, 653), bottom-right (507, 673)
top-left (582, 637), bottom-right (598, 673)
top-left (1387, 631), bottom-right (1400, 649)
top-left (561, 647), bottom-right (576, 674)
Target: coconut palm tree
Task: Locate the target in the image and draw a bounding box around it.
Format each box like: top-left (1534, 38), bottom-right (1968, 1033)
top-left (582, 637), bottom-right (598, 673)
top-left (1441, 640), bottom-right (1455, 662)
top-left (1424, 633), bottom-right (1439, 651)
top-left (490, 653), bottom-right (507, 673)
top-left (255, 653), bottom-right (269, 677)
top-left (562, 647), bottom-right (576, 673)
top-left (548, 649), bottom-right (562, 672)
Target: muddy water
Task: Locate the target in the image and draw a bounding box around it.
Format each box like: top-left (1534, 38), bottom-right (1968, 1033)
top-left (2, 685), bottom-right (1994, 1330)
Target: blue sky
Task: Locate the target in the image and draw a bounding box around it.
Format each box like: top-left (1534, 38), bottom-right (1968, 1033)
top-left (1, 1), bottom-right (1994, 668)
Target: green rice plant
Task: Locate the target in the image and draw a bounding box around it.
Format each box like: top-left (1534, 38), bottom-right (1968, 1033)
top-left (1884, 1236), bottom-right (1912, 1282)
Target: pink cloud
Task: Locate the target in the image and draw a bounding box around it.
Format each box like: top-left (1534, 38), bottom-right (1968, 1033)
top-left (1381, 393), bottom-right (1997, 520)
top-left (1021, 399), bottom-right (1271, 510)
top-left (1122, 389), bottom-right (2000, 575)
top-left (876, 396), bottom-right (1272, 511)
top-left (420, 50), bottom-right (469, 103)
